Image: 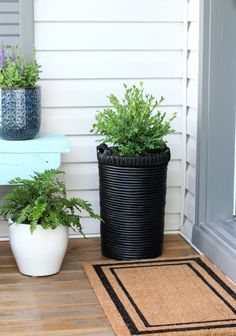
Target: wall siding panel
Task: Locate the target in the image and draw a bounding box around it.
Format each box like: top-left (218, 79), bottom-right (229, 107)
top-left (0, 0), bottom-right (185, 238)
top-left (34, 0), bottom-right (183, 22)
top-left (35, 0), bottom-right (184, 237)
top-left (37, 51), bottom-right (183, 79)
top-left (181, 0), bottom-right (199, 240)
top-left (40, 106), bottom-right (183, 136)
top-left (40, 79), bottom-right (182, 108)
top-left (35, 23), bottom-right (183, 51)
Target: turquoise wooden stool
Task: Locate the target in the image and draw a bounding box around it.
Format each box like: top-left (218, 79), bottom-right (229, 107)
top-left (0, 135), bottom-right (71, 184)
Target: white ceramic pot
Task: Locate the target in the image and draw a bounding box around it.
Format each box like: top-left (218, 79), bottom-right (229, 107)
top-left (9, 222), bottom-right (69, 276)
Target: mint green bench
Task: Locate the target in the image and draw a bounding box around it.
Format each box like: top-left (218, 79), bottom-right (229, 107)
top-left (0, 136), bottom-right (71, 184)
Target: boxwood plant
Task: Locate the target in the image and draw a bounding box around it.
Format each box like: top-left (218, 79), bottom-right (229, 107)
top-left (91, 82), bottom-right (176, 156)
top-left (0, 169), bottom-right (101, 234)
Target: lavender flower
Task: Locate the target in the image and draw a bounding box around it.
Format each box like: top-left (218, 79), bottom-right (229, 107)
top-left (0, 47), bottom-right (6, 68)
top-left (10, 51), bottom-right (16, 62)
top-left (0, 44), bottom-right (41, 88)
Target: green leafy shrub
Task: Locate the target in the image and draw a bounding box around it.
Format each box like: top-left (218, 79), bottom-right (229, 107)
top-left (0, 44), bottom-right (41, 88)
top-left (0, 169), bottom-right (101, 234)
top-left (91, 82), bottom-right (176, 156)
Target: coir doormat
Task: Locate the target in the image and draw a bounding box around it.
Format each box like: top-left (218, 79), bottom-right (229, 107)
top-left (84, 256), bottom-right (236, 336)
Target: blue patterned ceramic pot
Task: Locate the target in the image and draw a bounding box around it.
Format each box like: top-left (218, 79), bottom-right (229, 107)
top-left (0, 87), bottom-right (41, 140)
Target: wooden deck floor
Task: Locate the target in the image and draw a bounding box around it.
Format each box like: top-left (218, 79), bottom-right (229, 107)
top-left (0, 235), bottom-right (197, 336)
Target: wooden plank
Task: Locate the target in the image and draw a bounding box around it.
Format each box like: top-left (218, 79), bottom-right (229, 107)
top-left (40, 79), bottom-right (182, 108)
top-left (0, 236), bottom-right (197, 335)
top-left (40, 106), bottom-right (183, 136)
top-left (37, 50), bottom-right (183, 79)
top-left (35, 22), bottom-right (183, 50)
top-left (34, 0), bottom-right (184, 22)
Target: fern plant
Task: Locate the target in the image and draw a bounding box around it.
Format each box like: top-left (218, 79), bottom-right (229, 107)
top-left (0, 169), bottom-right (101, 234)
top-left (91, 82), bottom-right (176, 156)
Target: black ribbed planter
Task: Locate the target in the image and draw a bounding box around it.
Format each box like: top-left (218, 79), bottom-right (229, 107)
top-left (97, 144), bottom-right (170, 260)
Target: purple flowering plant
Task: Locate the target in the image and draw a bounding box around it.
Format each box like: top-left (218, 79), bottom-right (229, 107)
top-left (0, 44), bottom-right (41, 88)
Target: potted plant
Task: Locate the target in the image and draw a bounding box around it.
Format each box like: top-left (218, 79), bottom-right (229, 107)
top-left (0, 44), bottom-right (41, 140)
top-left (91, 82), bottom-right (176, 260)
top-left (0, 169), bottom-right (101, 276)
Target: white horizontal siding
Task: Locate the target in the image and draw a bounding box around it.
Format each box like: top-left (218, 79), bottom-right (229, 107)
top-left (40, 79), bottom-right (182, 108)
top-left (35, 22), bottom-right (183, 51)
top-left (40, 106), bottom-right (183, 136)
top-left (37, 51), bottom-right (183, 79)
top-left (34, 0), bottom-right (183, 22)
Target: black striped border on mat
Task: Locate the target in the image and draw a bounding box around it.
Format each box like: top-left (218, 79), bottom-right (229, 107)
top-left (93, 257), bottom-right (236, 335)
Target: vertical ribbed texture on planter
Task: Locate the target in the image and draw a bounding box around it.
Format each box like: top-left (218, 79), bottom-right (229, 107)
top-left (97, 144), bottom-right (170, 260)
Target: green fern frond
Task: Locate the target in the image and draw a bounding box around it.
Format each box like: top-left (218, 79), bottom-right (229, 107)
top-left (0, 169), bottom-right (100, 235)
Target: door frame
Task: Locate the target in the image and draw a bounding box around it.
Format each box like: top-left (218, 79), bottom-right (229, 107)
top-left (192, 0), bottom-right (236, 282)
